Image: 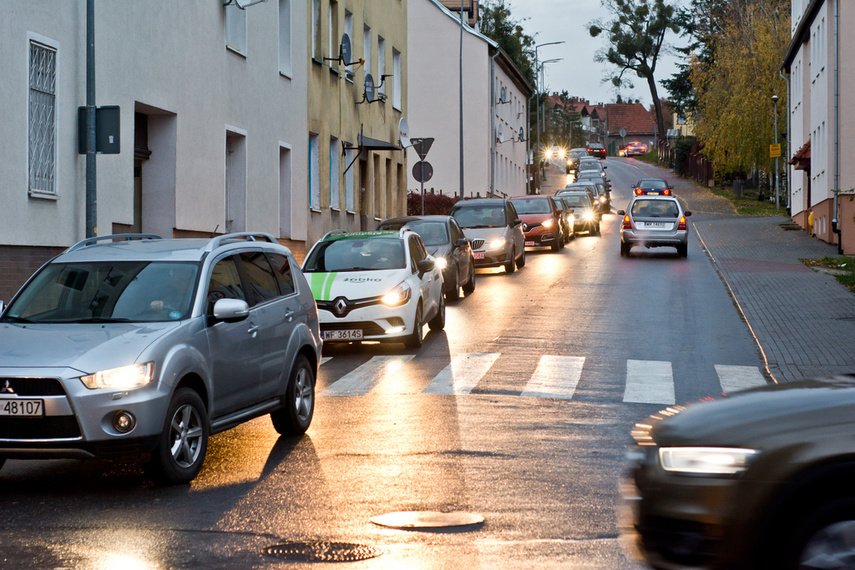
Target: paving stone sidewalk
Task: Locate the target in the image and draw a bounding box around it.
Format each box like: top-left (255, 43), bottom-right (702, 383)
top-left (546, 159), bottom-right (855, 383)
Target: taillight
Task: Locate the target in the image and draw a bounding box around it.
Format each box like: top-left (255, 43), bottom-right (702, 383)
top-left (678, 216), bottom-right (687, 230)
top-left (634, 188), bottom-right (643, 195)
top-left (663, 189), bottom-right (671, 196)
top-left (622, 215), bottom-right (632, 230)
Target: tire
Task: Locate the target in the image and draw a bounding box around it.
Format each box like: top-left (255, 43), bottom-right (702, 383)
top-left (462, 260), bottom-right (476, 294)
top-left (551, 240), bottom-right (561, 252)
top-left (620, 242), bottom-right (630, 257)
top-left (404, 303), bottom-right (424, 349)
top-left (144, 388), bottom-right (209, 485)
top-left (504, 248), bottom-right (516, 273)
top-left (677, 243), bottom-right (688, 258)
top-left (517, 248), bottom-right (526, 268)
top-left (428, 294), bottom-right (445, 332)
top-left (594, 221), bottom-right (601, 235)
top-left (270, 354), bottom-right (315, 436)
top-left (445, 269), bottom-right (460, 301)
top-left (779, 498), bottom-right (855, 570)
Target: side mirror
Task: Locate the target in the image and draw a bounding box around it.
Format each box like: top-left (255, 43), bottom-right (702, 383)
top-left (617, 210), bottom-right (626, 216)
top-left (212, 298), bottom-right (250, 323)
top-left (417, 259), bottom-right (435, 276)
top-left (456, 238), bottom-right (470, 248)
top-left (513, 218), bottom-right (522, 226)
top-left (684, 211), bottom-right (693, 217)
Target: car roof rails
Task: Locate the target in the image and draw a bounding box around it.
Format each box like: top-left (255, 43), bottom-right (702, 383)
top-left (321, 229), bottom-right (348, 240)
top-left (205, 232), bottom-right (277, 252)
top-left (65, 233), bottom-right (162, 253)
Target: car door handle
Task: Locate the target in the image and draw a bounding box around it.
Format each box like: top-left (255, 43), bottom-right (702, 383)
top-left (284, 309), bottom-right (295, 322)
top-left (247, 324), bottom-right (259, 336)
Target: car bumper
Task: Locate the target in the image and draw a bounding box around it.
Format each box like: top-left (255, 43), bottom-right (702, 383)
top-left (621, 229), bottom-right (687, 248)
top-left (472, 246), bottom-right (513, 268)
top-left (523, 230), bottom-right (558, 247)
top-left (318, 300), bottom-right (417, 342)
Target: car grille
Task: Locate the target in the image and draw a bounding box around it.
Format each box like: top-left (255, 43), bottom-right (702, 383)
top-left (316, 296), bottom-right (383, 318)
top-left (0, 377), bottom-right (66, 396)
top-left (320, 322), bottom-right (386, 336)
top-left (0, 416), bottom-right (81, 440)
top-left (471, 239), bottom-right (485, 249)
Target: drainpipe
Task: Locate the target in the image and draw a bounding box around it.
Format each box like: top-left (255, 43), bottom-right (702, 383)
top-left (490, 51), bottom-right (499, 197)
top-left (833, 0), bottom-right (843, 252)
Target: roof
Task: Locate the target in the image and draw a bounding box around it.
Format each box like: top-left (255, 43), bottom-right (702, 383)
top-left (605, 103), bottom-right (657, 136)
top-left (789, 139), bottom-right (811, 171)
top-left (451, 198), bottom-right (507, 207)
top-left (437, 0), bottom-right (479, 26)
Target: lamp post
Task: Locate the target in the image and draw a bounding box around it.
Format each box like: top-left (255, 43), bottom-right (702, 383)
top-left (539, 58), bottom-right (562, 143)
top-left (772, 94), bottom-right (779, 209)
top-left (534, 41), bottom-right (564, 165)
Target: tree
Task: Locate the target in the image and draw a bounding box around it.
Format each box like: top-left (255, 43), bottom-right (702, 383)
top-left (479, 0), bottom-right (536, 88)
top-left (588, 0), bottom-right (679, 141)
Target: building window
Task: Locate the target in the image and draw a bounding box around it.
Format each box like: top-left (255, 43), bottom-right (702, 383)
top-left (29, 39), bottom-right (57, 196)
top-left (392, 48), bottom-right (402, 110)
top-left (378, 36), bottom-right (386, 95)
top-left (330, 136), bottom-right (340, 209)
top-left (278, 0), bottom-right (291, 76)
top-left (363, 24), bottom-right (372, 78)
top-left (344, 10), bottom-right (354, 80)
top-left (345, 144), bottom-right (355, 211)
top-left (309, 133), bottom-right (320, 209)
top-left (225, 1), bottom-right (247, 55)
top-left (312, 0), bottom-right (321, 60)
top-left (328, 0), bottom-right (338, 69)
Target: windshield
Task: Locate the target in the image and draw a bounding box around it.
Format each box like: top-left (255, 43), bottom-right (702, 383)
top-left (1, 261), bottom-right (199, 323)
top-left (511, 199), bottom-right (551, 214)
top-left (631, 199), bottom-right (679, 218)
top-left (557, 194), bottom-right (588, 208)
top-left (303, 238), bottom-right (405, 272)
top-left (639, 179), bottom-right (668, 189)
top-left (451, 205), bottom-right (507, 229)
top-left (403, 221), bottom-right (449, 246)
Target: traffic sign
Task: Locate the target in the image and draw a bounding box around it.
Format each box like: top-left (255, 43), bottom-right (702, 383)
top-left (770, 144), bottom-right (781, 158)
top-left (411, 138), bottom-right (434, 160)
top-left (413, 161), bottom-right (433, 183)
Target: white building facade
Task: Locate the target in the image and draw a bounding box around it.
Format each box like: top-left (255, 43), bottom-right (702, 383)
top-left (1, 1), bottom-right (308, 299)
top-left (407, 0), bottom-right (531, 201)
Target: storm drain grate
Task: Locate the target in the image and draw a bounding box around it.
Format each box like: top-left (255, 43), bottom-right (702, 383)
top-left (263, 541), bottom-right (386, 563)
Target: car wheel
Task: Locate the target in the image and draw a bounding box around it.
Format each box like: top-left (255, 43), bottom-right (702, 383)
top-left (504, 248), bottom-right (516, 273)
top-left (620, 242), bottom-right (631, 257)
top-left (445, 269), bottom-right (460, 301)
top-left (551, 240), bottom-right (561, 252)
top-left (677, 243), bottom-right (688, 258)
top-left (517, 248), bottom-right (526, 268)
top-left (144, 388), bottom-right (209, 485)
top-left (270, 354), bottom-right (315, 436)
top-left (781, 498), bottom-right (855, 570)
top-left (404, 303), bottom-right (424, 349)
top-left (595, 221), bottom-right (601, 235)
top-left (462, 260), bottom-right (476, 294)
top-left (428, 294), bottom-right (445, 331)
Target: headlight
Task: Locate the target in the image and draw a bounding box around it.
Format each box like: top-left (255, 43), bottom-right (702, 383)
top-left (434, 257), bottom-right (448, 270)
top-left (489, 237), bottom-right (506, 249)
top-left (80, 362), bottom-right (154, 390)
top-left (584, 211), bottom-right (595, 221)
top-left (659, 447), bottom-right (758, 475)
top-left (381, 282), bottom-right (411, 307)
top-left (543, 219), bottom-right (555, 229)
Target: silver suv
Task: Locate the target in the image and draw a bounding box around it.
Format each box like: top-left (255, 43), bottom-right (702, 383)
top-left (0, 233), bottom-right (321, 484)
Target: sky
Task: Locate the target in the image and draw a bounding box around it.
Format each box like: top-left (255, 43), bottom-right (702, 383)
top-left (508, 0), bottom-right (687, 108)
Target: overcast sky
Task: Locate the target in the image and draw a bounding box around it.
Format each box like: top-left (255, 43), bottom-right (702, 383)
top-left (508, 0), bottom-right (687, 107)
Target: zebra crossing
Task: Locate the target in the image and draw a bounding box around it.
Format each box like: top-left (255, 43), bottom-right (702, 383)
top-left (318, 353), bottom-right (768, 404)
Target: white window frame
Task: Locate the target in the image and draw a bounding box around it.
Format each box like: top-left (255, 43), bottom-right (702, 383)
top-left (378, 36), bottom-right (386, 95)
top-left (345, 145), bottom-right (355, 212)
top-left (330, 137), bottom-right (340, 210)
top-left (278, 0), bottom-right (292, 77)
top-left (344, 10), bottom-right (354, 81)
top-left (392, 48), bottom-right (402, 110)
top-left (309, 133), bottom-right (320, 210)
top-left (225, 2), bottom-right (247, 55)
top-left (312, 0), bottom-right (321, 60)
top-left (28, 34), bottom-right (59, 198)
top-left (363, 24), bottom-right (372, 78)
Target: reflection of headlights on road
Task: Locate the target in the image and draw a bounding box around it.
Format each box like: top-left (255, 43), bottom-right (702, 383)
top-left (659, 447), bottom-right (758, 476)
top-left (542, 219), bottom-right (555, 229)
top-left (81, 362), bottom-right (154, 390)
top-left (434, 257), bottom-right (448, 270)
top-left (382, 282), bottom-right (411, 307)
top-left (584, 211), bottom-right (595, 221)
top-left (490, 237), bottom-right (506, 249)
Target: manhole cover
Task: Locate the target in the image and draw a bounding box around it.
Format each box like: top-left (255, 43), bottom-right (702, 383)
top-left (263, 541), bottom-right (386, 562)
top-left (371, 511), bottom-right (484, 530)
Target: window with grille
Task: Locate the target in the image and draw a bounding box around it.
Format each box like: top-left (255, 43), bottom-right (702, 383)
top-left (29, 40), bottom-right (57, 195)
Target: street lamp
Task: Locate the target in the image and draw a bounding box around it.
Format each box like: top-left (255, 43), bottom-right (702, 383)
top-left (539, 58), bottom-right (562, 141)
top-left (534, 41), bottom-right (564, 164)
top-left (772, 94), bottom-right (779, 209)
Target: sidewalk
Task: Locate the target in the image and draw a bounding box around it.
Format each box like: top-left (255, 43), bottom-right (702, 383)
top-left (544, 160), bottom-right (855, 383)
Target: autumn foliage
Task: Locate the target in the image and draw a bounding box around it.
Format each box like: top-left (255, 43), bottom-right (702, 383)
top-left (406, 191), bottom-right (459, 216)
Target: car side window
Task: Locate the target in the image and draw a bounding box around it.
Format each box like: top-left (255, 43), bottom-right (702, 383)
top-left (207, 256), bottom-right (246, 314)
top-left (506, 203), bottom-right (517, 226)
top-left (408, 236), bottom-right (425, 273)
top-left (449, 219), bottom-right (463, 243)
top-left (267, 253), bottom-right (296, 296)
top-left (237, 251), bottom-right (279, 306)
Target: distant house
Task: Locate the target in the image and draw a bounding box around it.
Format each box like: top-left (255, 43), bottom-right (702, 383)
top-left (604, 103), bottom-right (657, 154)
top-left (571, 100), bottom-right (608, 145)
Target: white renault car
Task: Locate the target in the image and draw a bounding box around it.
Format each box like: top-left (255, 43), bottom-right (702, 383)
top-left (302, 229), bottom-right (445, 348)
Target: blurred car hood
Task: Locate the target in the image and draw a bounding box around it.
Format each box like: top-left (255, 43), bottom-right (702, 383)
top-left (645, 376), bottom-right (855, 447)
top-left (307, 269), bottom-right (410, 301)
top-left (0, 322), bottom-right (179, 374)
top-left (460, 227), bottom-right (509, 242)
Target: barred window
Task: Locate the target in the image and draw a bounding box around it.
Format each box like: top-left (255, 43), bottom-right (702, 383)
top-left (29, 41), bottom-right (57, 195)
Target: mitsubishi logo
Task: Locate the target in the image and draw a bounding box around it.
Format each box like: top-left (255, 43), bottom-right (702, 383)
top-left (0, 380), bottom-right (14, 394)
top-left (333, 298), bottom-right (348, 317)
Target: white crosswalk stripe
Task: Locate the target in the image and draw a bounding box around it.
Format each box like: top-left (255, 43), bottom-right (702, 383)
top-left (624, 360), bottom-right (675, 404)
top-left (319, 354), bottom-right (766, 403)
top-left (421, 353), bottom-right (501, 395)
top-left (520, 355), bottom-right (585, 400)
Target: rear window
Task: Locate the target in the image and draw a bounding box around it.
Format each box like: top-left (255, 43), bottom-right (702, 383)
top-left (631, 200), bottom-right (679, 218)
top-left (639, 180), bottom-right (668, 189)
top-left (451, 205), bottom-right (507, 229)
top-left (511, 198), bottom-right (552, 214)
top-left (303, 238), bottom-right (405, 272)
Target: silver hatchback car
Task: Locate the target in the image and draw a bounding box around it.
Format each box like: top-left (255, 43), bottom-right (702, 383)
top-left (617, 195), bottom-right (692, 257)
top-left (0, 233), bottom-right (321, 484)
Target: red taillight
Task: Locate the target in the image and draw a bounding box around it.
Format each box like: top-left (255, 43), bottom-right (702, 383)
top-left (634, 188), bottom-right (643, 195)
top-left (622, 215), bottom-right (632, 229)
top-left (678, 215), bottom-right (687, 230)
top-left (663, 189), bottom-right (671, 196)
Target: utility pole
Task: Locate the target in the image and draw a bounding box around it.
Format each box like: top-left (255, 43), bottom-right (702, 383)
top-left (85, 0), bottom-right (96, 237)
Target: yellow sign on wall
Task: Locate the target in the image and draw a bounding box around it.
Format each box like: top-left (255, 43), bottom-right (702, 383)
top-left (770, 144), bottom-right (781, 158)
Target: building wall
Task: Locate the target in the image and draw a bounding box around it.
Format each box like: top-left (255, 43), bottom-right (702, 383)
top-left (789, 39), bottom-right (808, 216)
top-left (1, 1), bottom-right (310, 294)
top-left (306, 0), bottom-right (408, 243)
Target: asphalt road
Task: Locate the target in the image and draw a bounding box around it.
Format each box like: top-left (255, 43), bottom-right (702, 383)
top-left (0, 159), bottom-right (769, 569)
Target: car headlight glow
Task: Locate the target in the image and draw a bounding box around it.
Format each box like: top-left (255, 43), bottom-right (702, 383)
top-left (543, 219), bottom-right (555, 229)
top-left (381, 282), bottom-right (411, 307)
top-left (490, 237), bottom-right (506, 249)
top-left (584, 211), bottom-right (595, 221)
top-left (80, 362), bottom-right (154, 390)
top-left (659, 447), bottom-right (758, 475)
top-left (434, 257), bottom-right (448, 270)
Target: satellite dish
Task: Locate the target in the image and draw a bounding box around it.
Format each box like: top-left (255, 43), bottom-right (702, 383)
top-left (364, 73), bottom-right (376, 102)
top-left (399, 118), bottom-right (410, 148)
top-left (500, 86), bottom-right (507, 103)
top-left (519, 127), bottom-right (525, 142)
top-left (340, 33), bottom-right (353, 65)
top-left (496, 124), bottom-right (504, 143)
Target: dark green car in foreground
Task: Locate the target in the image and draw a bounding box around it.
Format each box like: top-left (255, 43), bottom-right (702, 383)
top-left (623, 374), bottom-right (855, 569)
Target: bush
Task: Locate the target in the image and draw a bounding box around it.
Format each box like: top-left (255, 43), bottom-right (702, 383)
top-left (407, 191), bottom-right (458, 215)
top-left (673, 138), bottom-right (695, 176)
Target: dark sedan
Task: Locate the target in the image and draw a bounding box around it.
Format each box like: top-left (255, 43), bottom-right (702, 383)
top-left (377, 215), bottom-right (475, 300)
